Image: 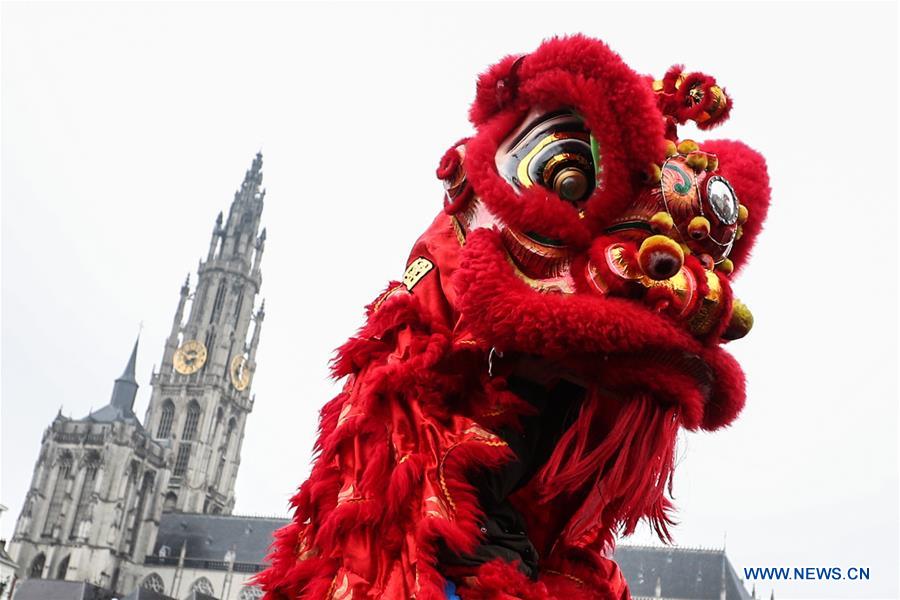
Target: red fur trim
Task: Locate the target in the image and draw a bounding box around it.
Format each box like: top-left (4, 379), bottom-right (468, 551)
top-left (675, 72), bottom-right (716, 121)
top-left (455, 558), bottom-right (626, 600)
top-left (541, 555), bottom-right (630, 600)
top-left (656, 66), bottom-right (732, 131)
top-left (469, 54), bottom-right (525, 125)
top-left (438, 139), bottom-right (474, 216)
top-left (662, 65), bottom-right (684, 92)
top-left (457, 560), bottom-right (553, 599)
top-left (696, 345), bottom-right (746, 430)
top-left (697, 92), bottom-right (733, 131)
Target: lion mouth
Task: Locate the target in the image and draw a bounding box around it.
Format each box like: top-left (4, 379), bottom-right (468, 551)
top-left (452, 196), bottom-right (579, 293)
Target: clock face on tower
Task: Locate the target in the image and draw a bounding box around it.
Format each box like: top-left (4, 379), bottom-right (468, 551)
top-left (173, 340), bottom-right (208, 375)
top-left (230, 354), bottom-right (252, 391)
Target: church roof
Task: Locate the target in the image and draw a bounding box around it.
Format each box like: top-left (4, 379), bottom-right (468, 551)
top-left (614, 544), bottom-right (754, 600)
top-left (83, 337), bottom-right (141, 425)
top-left (150, 512), bottom-right (288, 566)
top-left (11, 579), bottom-right (114, 600)
top-left (84, 402), bottom-right (140, 424)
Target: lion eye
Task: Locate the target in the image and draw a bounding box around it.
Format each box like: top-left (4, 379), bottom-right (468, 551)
top-left (551, 168), bottom-right (590, 203)
top-left (496, 111), bottom-right (597, 205)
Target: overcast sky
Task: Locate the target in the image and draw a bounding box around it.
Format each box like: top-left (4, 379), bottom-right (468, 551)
top-left (2, 3), bottom-right (897, 599)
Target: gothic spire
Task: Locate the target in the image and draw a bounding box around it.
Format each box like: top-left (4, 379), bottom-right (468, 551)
top-left (85, 336), bottom-right (141, 423)
top-left (123, 335), bottom-right (139, 379)
top-left (241, 151), bottom-right (264, 195)
top-left (110, 336), bottom-right (140, 412)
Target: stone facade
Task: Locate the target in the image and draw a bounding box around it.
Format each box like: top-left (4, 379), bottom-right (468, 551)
top-left (7, 155), bottom-right (272, 600)
top-left (8, 341), bottom-right (171, 593)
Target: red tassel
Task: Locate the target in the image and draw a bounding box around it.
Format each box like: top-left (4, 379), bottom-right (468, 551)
top-left (536, 392), bottom-right (679, 550)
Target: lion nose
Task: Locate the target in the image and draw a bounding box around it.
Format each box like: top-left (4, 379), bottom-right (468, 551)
top-left (637, 235), bottom-right (684, 280)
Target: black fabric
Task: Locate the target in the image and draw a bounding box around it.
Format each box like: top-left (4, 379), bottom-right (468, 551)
top-left (439, 375), bottom-right (584, 578)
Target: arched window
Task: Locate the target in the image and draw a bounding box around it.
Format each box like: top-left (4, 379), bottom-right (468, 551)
top-left (208, 406), bottom-right (224, 443)
top-left (182, 401), bottom-right (201, 441)
top-left (214, 418), bottom-right (237, 486)
top-left (29, 553), bottom-right (45, 578)
top-left (190, 576), bottom-right (215, 596)
top-left (204, 329), bottom-right (216, 356)
top-left (163, 491), bottom-right (178, 512)
top-left (239, 585), bottom-right (264, 600)
top-left (55, 555), bottom-right (70, 580)
top-left (173, 444), bottom-right (191, 477)
top-left (232, 285), bottom-right (245, 327)
top-left (210, 279), bottom-right (227, 323)
top-left (42, 452), bottom-right (73, 537)
top-left (157, 399), bottom-right (175, 438)
top-left (70, 452), bottom-right (100, 538)
top-left (224, 417), bottom-right (236, 451)
top-left (141, 572), bottom-right (166, 594)
top-left (128, 471), bottom-right (155, 554)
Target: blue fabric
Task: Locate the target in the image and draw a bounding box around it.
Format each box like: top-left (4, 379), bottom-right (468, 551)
top-left (444, 579), bottom-right (461, 600)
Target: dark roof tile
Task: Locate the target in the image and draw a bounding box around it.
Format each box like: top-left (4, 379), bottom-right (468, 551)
top-left (150, 512), bottom-right (288, 565)
top-left (614, 545), bottom-right (753, 600)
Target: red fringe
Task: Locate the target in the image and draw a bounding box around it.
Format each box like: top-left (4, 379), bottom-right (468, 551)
top-left (536, 392), bottom-right (679, 550)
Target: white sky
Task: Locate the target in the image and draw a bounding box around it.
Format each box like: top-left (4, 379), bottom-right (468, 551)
top-left (1, 3), bottom-right (897, 599)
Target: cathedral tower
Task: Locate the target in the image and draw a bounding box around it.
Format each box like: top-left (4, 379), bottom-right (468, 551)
top-left (144, 153), bottom-right (267, 515)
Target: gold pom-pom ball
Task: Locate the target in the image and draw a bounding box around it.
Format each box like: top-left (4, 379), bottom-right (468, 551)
top-left (737, 204), bottom-right (749, 224)
top-left (717, 257), bottom-right (735, 274)
top-left (677, 139), bottom-right (699, 155)
top-left (664, 140), bottom-right (678, 157)
top-left (646, 162), bottom-right (662, 184)
top-left (637, 235), bottom-right (684, 280)
top-left (723, 298), bottom-right (754, 340)
top-left (706, 155), bottom-right (719, 171)
top-left (687, 216), bottom-right (711, 240)
top-left (686, 151), bottom-right (708, 172)
top-left (649, 211), bottom-right (674, 234)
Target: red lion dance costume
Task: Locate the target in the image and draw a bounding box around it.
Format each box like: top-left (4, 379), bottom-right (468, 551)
top-left (258, 35), bottom-right (770, 600)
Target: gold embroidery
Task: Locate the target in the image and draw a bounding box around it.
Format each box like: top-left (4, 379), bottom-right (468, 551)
top-left (372, 284), bottom-right (405, 312)
top-left (403, 257), bottom-right (434, 291)
top-left (504, 252), bottom-right (575, 294)
top-left (295, 532), bottom-right (319, 560)
top-left (545, 569), bottom-right (586, 586)
top-left (450, 215), bottom-right (467, 246)
top-left (438, 432), bottom-right (508, 517)
top-left (328, 572), bottom-right (352, 600)
top-left (423, 495), bottom-right (450, 520)
top-left (336, 401), bottom-right (354, 427)
top-left (337, 483), bottom-right (359, 505)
